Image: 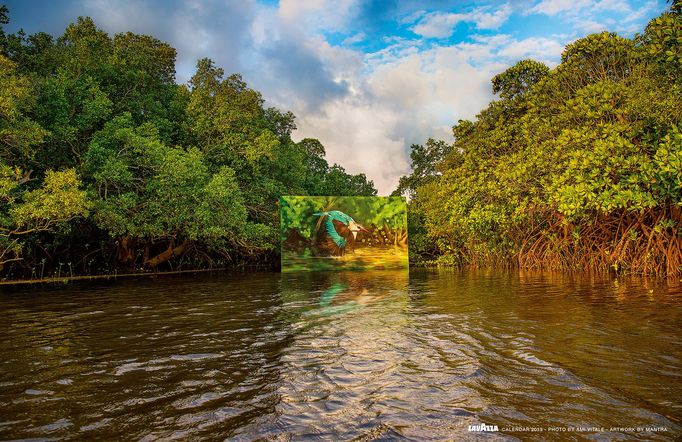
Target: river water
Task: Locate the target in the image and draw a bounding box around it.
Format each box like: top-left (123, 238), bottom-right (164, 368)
top-left (0, 270), bottom-right (680, 441)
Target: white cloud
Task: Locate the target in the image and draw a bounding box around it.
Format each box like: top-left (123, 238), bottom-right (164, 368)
top-left (82, 0), bottom-right (158, 31)
top-left (497, 36), bottom-right (565, 61)
top-left (288, 41), bottom-right (502, 193)
top-left (294, 100), bottom-right (411, 194)
top-left (81, 0), bottom-right (258, 81)
top-left (342, 32), bottom-right (366, 45)
top-left (593, 0), bottom-right (632, 13)
top-left (529, 0), bottom-right (592, 15)
top-left (400, 9), bottom-right (427, 24)
top-left (278, 0), bottom-right (359, 33)
top-left (575, 19), bottom-right (609, 33)
top-left (622, 0), bottom-right (660, 22)
top-left (526, 0), bottom-right (663, 43)
top-left (250, 4), bottom-right (280, 45)
top-left (411, 4), bottom-right (512, 39)
top-left (528, 0), bottom-right (643, 17)
top-left (365, 38), bottom-right (424, 66)
top-left (473, 4), bottom-right (514, 30)
top-left (411, 12), bottom-right (467, 38)
top-left (288, 31), bottom-right (567, 194)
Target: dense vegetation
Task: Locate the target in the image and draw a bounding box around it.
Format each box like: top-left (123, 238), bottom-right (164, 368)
top-left (0, 7), bottom-right (376, 278)
top-left (1, 3), bottom-right (679, 280)
top-left (395, 3), bottom-right (682, 276)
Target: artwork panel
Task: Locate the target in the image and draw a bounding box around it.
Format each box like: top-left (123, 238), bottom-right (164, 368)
top-left (280, 196), bottom-right (409, 271)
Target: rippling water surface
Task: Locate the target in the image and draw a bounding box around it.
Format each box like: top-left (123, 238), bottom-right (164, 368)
top-left (1, 270), bottom-right (681, 441)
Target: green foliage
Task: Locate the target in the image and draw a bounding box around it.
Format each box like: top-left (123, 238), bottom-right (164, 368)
top-left (281, 196), bottom-right (405, 241)
top-left (398, 3), bottom-right (682, 274)
top-left (641, 4), bottom-right (682, 80)
top-left (0, 7), bottom-right (376, 275)
top-left (10, 169), bottom-right (90, 231)
top-left (0, 166), bottom-right (90, 268)
top-left (280, 196), bottom-right (322, 240)
top-left (321, 165), bottom-right (377, 197)
top-left (187, 59), bottom-right (270, 164)
top-left (84, 114), bottom-right (270, 246)
top-left (35, 70), bottom-right (112, 168)
top-left (491, 59), bottom-right (549, 101)
top-left (0, 162), bottom-right (19, 200)
top-left (0, 54), bottom-right (47, 167)
top-left (392, 138), bottom-right (452, 199)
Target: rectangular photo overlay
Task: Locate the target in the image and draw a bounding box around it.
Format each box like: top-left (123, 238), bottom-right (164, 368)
top-left (280, 196), bottom-right (409, 272)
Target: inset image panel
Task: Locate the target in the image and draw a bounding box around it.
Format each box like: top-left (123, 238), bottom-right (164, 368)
top-left (280, 196), bottom-right (408, 272)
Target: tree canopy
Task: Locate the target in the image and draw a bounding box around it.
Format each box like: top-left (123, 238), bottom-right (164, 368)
top-left (0, 10), bottom-right (375, 276)
top-left (396, 4), bottom-right (682, 276)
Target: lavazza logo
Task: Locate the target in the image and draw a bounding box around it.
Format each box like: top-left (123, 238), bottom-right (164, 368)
top-left (468, 423), bottom-right (499, 432)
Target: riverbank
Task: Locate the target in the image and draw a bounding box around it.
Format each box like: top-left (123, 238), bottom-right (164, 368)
top-left (0, 267), bottom-right (241, 286)
top-left (4, 260), bottom-right (681, 288)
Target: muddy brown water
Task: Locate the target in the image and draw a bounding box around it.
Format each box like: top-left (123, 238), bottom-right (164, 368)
top-left (0, 270), bottom-right (680, 440)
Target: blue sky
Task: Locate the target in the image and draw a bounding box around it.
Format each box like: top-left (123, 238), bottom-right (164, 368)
top-left (3, 0), bottom-right (669, 193)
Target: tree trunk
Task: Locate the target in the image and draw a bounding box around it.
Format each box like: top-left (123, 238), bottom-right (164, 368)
top-left (117, 236), bottom-right (136, 263)
top-left (144, 240), bottom-right (190, 268)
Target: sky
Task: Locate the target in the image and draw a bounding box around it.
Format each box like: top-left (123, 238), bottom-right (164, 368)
top-left (3, 0), bottom-right (669, 194)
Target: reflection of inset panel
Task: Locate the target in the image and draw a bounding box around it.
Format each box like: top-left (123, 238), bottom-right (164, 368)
top-left (280, 196), bottom-right (409, 272)
top-left (280, 270), bottom-right (410, 318)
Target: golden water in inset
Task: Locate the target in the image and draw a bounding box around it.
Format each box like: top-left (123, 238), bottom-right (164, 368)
top-left (0, 270), bottom-right (680, 440)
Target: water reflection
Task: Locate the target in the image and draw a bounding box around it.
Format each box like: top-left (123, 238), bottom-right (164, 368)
top-left (0, 274), bottom-right (295, 440)
top-left (281, 270), bottom-right (408, 317)
top-left (408, 270), bottom-right (682, 440)
top-left (267, 270), bottom-right (496, 440)
top-left (0, 270), bottom-right (680, 440)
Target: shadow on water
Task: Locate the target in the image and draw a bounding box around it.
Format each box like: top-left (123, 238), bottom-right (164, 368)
top-left (0, 269), bottom-right (680, 440)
